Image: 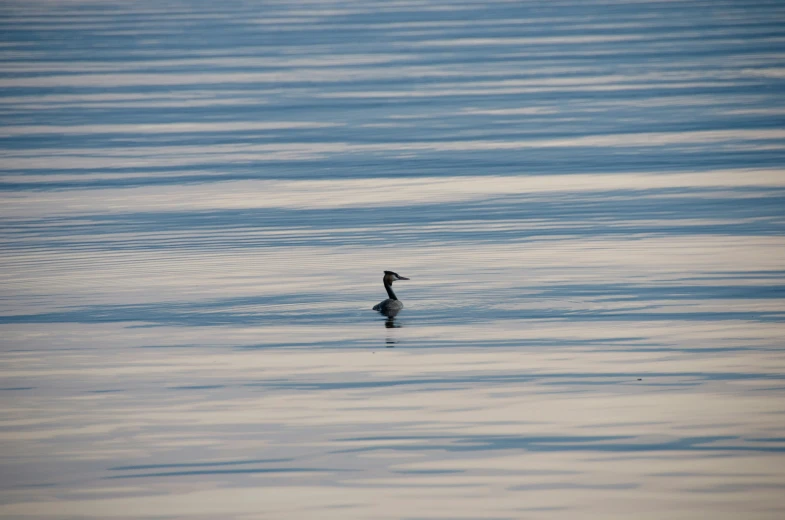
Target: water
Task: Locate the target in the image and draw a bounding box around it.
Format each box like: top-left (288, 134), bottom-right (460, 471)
top-left (1, 1), bottom-right (785, 518)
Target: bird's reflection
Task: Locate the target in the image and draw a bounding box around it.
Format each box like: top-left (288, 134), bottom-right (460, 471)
top-left (382, 312), bottom-right (401, 347)
top-left (384, 315), bottom-right (401, 329)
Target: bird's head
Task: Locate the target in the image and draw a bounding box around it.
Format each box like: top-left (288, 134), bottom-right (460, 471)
top-left (383, 270), bottom-right (410, 284)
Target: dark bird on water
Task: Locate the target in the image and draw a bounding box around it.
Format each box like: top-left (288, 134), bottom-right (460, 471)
top-left (372, 270), bottom-right (410, 316)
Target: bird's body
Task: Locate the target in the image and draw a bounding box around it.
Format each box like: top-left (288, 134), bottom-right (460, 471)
top-left (373, 271), bottom-right (409, 316)
top-left (373, 298), bottom-right (403, 314)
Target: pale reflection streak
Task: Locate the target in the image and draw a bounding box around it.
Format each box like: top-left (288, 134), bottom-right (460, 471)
top-left (3, 128), bottom-right (785, 170)
top-left (0, 121), bottom-right (340, 137)
top-left (2, 171), bottom-right (783, 215)
top-left (0, 68), bottom-right (759, 90)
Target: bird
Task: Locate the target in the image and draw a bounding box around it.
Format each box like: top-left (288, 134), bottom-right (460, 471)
top-left (372, 270), bottom-right (410, 316)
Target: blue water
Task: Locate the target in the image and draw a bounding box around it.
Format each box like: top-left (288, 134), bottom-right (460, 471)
top-left (1, 1), bottom-right (785, 518)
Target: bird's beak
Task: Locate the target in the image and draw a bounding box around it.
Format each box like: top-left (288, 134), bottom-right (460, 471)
top-left (397, 275), bottom-right (410, 280)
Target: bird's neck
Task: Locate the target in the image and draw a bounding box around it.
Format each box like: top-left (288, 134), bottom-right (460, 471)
top-left (384, 281), bottom-right (398, 300)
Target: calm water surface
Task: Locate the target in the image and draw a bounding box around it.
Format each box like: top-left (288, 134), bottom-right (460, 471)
top-left (1, 1), bottom-right (785, 518)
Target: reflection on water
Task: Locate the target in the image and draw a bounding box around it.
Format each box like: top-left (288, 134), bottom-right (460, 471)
top-left (1, 0), bottom-right (785, 518)
top-left (385, 316), bottom-right (401, 329)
